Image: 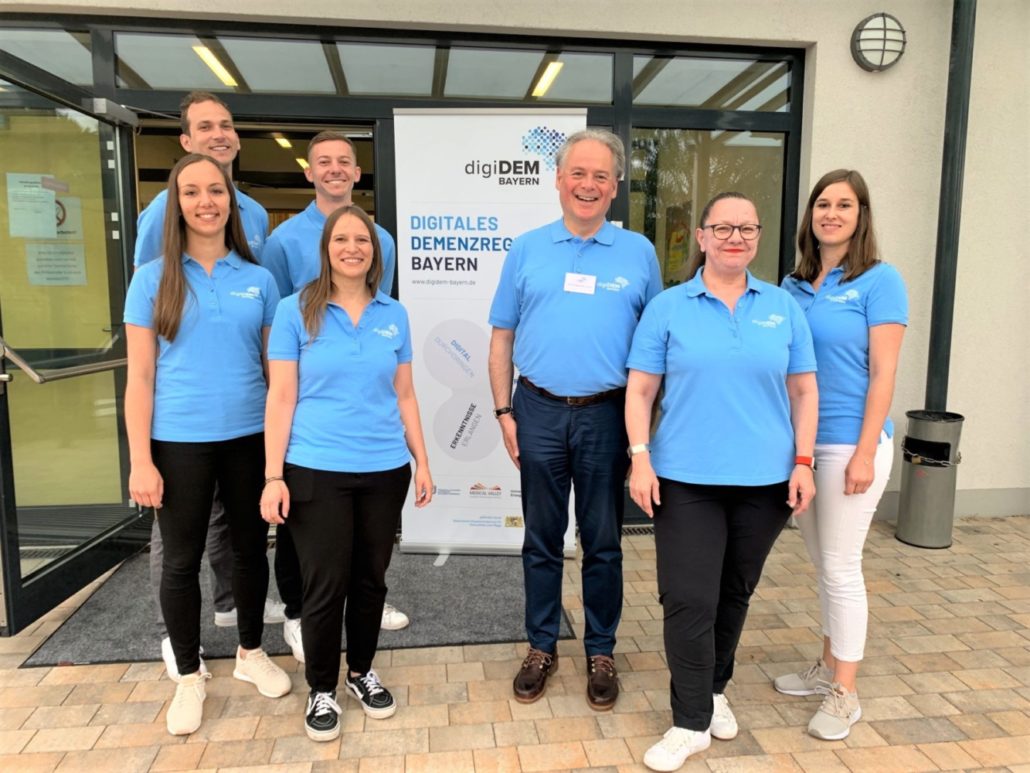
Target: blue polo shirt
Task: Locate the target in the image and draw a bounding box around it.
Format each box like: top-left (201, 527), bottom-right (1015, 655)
top-left (123, 252), bottom-right (280, 442)
top-left (134, 187), bottom-right (269, 267)
top-left (782, 262), bottom-right (908, 445)
top-left (488, 219), bottom-right (663, 395)
top-left (260, 201), bottom-right (397, 297)
top-left (627, 269), bottom-right (817, 486)
top-left (267, 291), bottom-right (412, 473)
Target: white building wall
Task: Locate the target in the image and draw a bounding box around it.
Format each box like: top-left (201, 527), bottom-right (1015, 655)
top-left (5, 0), bottom-right (1028, 515)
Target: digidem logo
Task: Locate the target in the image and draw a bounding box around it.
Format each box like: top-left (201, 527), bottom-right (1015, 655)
top-left (462, 126), bottom-right (567, 186)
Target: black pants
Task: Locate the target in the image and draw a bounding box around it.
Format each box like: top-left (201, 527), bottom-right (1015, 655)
top-left (273, 520), bottom-right (304, 620)
top-left (285, 462), bottom-right (411, 692)
top-left (654, 479), bottom-right (790, 731)
top-left (152, 433), bottom-right (270, 674)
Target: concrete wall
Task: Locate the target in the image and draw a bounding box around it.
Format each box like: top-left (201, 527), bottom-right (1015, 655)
top-left (5, 0), bottom-right (1028, 515)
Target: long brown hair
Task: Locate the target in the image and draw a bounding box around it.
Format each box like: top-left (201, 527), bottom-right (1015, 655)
top-left (792, 169), bottom-right (879, 283)
top-left (299, 205), bottom-right (383, 340)
top-left (683, 191), bottom-right (755, 280)
top-left (152, 153), bottom-right (255, 341)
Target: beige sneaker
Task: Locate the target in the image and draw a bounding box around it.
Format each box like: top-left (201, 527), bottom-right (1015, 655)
top-left (773, 660), bottom-right (833, 696)
top-left (166, 671), bottom-right (210, 735)
top-left (643, 726), bottom-right (711, 771)
top-left (233, 648), bottom-right (292, 698)
top-left (808, 683), bottom-right (861, 740)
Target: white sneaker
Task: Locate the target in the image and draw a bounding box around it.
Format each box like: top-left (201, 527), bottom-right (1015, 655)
top-left (773, 660), bottom-right (833, 696)
top-left (233, 648), bottom-right (292, 698)
top-left (381, 603), bottom-right (410, 631)
top-left (710, 693), bottom-right (738, 740)
top-left (160, 637), bottom-right (209, 683)
top-left (283, 618), bottom-right (305, 663)
top-left (808, 683), bottom-right (862, 740)
top-left (214, 598), bottom-right (288, 627)
top-left (644, 727), bottom-right (711, 771)
top-left (166, 671), bottom-right (210, 736)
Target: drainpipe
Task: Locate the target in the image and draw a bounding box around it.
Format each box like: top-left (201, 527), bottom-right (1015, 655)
top-left (925, 0), bottom-right (977, 410)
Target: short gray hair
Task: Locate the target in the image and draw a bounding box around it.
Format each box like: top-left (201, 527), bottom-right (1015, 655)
top-left (555, 129), bottom-right (625, 181)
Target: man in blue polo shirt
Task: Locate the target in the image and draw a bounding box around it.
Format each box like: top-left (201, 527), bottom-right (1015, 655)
top-left (134, 91), bottom-right (296, 680)
top-left (258, 130), bottom-right (407, 634)
top-left (488, 129), bottom-right (662, 710)
top-left (260, 131), bottom-right (396, 298)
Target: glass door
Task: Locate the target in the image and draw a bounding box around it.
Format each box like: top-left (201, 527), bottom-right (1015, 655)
top-left (0, 59), bottom-right (149, 635)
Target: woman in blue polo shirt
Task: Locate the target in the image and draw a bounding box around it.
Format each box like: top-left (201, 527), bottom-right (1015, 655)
top-left (124, 153), bottom-right (291, 738)
top-left (775, 170), bottom-right (907, 741)
top-left (260, 204), bottom-right (432, 743)
top-left (625, 191), bottom-right (818, 771)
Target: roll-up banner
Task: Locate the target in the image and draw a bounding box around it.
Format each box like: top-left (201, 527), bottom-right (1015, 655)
top-left (395, 108), bottom-right (586, 555)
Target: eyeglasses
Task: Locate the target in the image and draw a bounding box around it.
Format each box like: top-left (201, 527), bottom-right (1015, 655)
top-left (703, 223), bottom-right (762, 240)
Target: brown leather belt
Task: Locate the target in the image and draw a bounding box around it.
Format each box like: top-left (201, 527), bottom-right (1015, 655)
top-left (518, 376), bottom-right (625, 407)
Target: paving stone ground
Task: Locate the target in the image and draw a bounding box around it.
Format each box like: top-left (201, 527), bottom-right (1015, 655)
top-left (1, 516), bottom-right (1028, 772)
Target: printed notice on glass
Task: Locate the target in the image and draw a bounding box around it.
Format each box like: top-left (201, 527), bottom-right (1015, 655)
top-left (26, 243), bottom-right (87, 286)
top-left (6, 173), bottom-right (57, 238)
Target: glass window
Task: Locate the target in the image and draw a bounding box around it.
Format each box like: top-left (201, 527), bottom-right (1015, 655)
top-left (0, 28), bottom-right (93, 86)
top-left (445, 47), bottom-right (612, 103)
top-left (629, 128), bottom-right (785, 284)
top-left (0, 79), bottom-right (132, 576)
top-left (633, 56), bottom-right (790, 112)
top-left (336, 43), bottom-right (435, 96)
top-left (117, 33), bottom-right (334, 93)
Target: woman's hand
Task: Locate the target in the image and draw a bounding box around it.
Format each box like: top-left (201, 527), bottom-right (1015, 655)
top-left (260, 480), bottom-right (289, 524)
top-left (628, 456), bottom-right (661, 519)
top-left (844, 451), bottom-right (875, 495)
top-left (787, 464), bottom-right (815, 515)
top-left (129, 462), bottom-right (164, 509)
top-left (413, 465), bottom-right (434, 508)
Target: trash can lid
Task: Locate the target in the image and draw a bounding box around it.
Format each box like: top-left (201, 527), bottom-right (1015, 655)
top-left (906, 410), bottom-right (965, 422)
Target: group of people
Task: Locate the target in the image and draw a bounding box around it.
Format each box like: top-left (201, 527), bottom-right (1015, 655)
top-left (487, 130), bottom-right (906, 772)
top-left (126, 92), bottom-right (422, 740)
top-left (124, 91), bottom-right (907, 764)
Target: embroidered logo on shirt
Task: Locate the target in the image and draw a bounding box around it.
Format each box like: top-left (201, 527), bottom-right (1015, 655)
top-left (826, 288), bottom-right (860, 304)
top-left (597, 276), bottom-right (631, 292)
top-left (230, 286), bottom-right (262, 301)
top-left (752, 313), bottom-right (785, 328)
top-left (373, 323), bottom-right (400, 339)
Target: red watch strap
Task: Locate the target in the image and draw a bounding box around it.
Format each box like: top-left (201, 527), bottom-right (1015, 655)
top-left (795, 455), bottom-right (814, 467)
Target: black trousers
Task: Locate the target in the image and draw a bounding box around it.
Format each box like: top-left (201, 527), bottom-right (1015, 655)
top-left (654, 479), bottom-right (790, 731)
top-left (285, 462), bottom-right (411, 692)
top-left (152, 433), bottom-right (270, 674)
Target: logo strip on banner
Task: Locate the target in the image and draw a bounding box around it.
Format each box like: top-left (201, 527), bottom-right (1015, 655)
top-left (395, 108), bottom-right (587, 555)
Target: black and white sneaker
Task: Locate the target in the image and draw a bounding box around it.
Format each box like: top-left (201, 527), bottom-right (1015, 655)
top-left (344, 669), bottom-right (397, 719)
top-left (305, 690), bottom-right (341, 741)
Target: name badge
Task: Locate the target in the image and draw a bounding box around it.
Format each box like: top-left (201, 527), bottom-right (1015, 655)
top-left (564, 272), bottom-right (596, 295)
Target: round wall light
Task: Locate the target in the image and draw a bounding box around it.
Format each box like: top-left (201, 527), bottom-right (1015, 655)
top-left (851, 12), bottom-right (907, 72)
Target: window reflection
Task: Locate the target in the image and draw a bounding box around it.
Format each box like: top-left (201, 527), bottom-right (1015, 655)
top-left (633, 56), bottom-right (790, 112)
top-left (629, 128), bottom-right (785, 284)
top-left (0, 28), bottom-right (93, 86)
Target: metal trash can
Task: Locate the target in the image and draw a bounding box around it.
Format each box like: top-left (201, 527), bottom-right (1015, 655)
top-left (895, 410), bottom-right (964, 548)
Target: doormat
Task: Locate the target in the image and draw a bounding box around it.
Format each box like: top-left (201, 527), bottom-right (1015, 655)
top-left (23, 549), bottom-right (575, 667)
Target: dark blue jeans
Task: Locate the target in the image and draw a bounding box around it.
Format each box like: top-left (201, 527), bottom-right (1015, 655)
top-left (514, 384), bottom-right (628, 657)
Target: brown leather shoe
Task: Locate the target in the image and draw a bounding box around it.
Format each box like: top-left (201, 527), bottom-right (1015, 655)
top-left (586, 654), bottom-right (619, 711)
top-left (513, 648), bottom-right (558, 703)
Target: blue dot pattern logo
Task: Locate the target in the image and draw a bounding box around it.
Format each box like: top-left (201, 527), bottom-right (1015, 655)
top-left (522, 126), bottom-right (566, 171)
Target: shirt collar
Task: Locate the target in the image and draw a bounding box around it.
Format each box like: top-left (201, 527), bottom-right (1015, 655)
top-left (683, 266), bottom-right (763, 297)
top-left (303, 199), bottom-right (326, 226)
top-left (548, 218), bottom-right (616, 245)
top-left (181, 250), bottom-right (243, 269)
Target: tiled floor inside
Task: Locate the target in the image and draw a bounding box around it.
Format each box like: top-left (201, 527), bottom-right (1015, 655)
top-left (1, 516), bottom-right (1029, 772)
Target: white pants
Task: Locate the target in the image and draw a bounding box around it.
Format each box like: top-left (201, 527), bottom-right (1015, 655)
top-left (797, 434), bottom-right (893, 662)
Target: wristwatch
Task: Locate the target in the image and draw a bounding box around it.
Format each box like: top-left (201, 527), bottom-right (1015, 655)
top-left (494, 406), bottom-right (512, 418)
top-left (795, 455), bottom-right (816, 470)
top-left (627, 443), bottom-right (650, 458)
